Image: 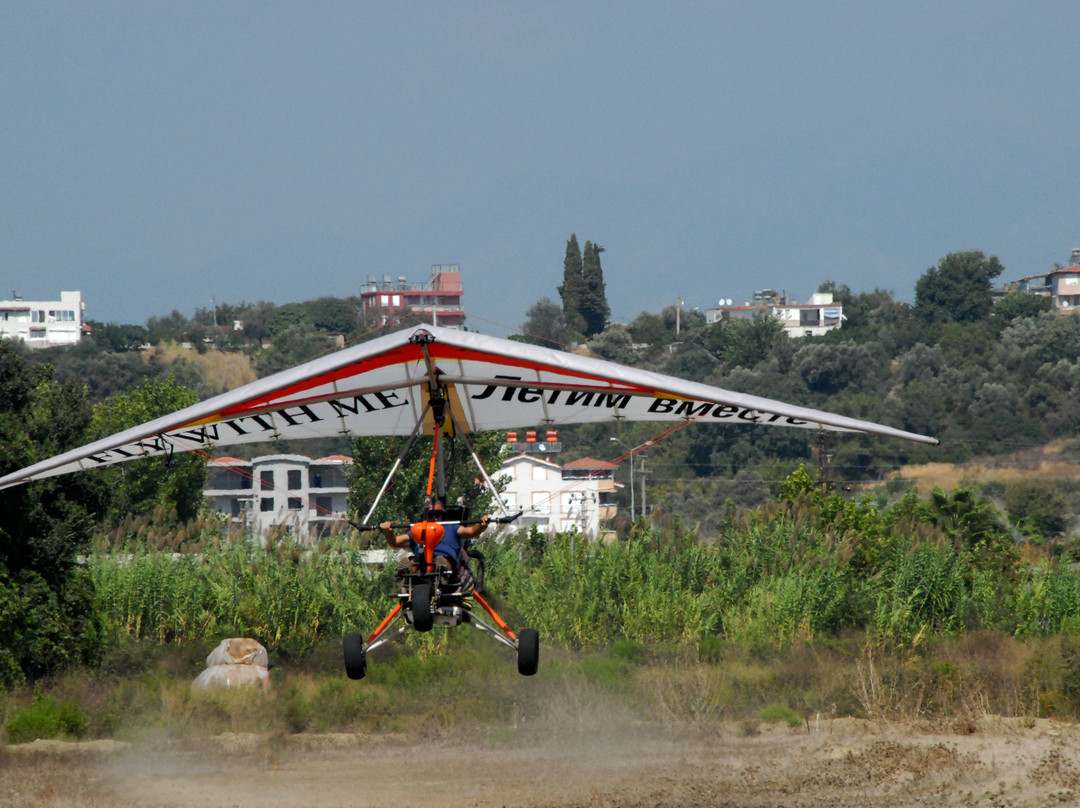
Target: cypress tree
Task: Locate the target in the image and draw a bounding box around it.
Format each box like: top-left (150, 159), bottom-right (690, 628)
top-left (558, 234), bottom-right (587, 335)
top-left (581, 240), bottom-right (610, 336)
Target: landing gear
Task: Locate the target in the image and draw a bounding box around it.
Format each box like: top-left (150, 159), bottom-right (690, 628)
top-left (517, 628), bottom-right (539, 676)
top-left (411, 584), bottom-right (433, 632)
top-left (343, 632), bottom-right (367, 680)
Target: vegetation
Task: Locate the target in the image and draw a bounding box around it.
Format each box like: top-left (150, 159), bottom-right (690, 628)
top-left (7, 243), bottom-right (1080, 742)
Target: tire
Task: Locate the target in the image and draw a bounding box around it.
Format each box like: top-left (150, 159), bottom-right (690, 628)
top-left (517, 628), bottom-right (539, 676)
top-left (343, 632), bottom-right (367, 680)
top-left (411, 583), bottom-right (434, 632)
top-left (467, 549), bottom-right (487, 595)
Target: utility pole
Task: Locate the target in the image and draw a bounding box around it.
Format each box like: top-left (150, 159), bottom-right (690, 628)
top-left (610, 437), bottom-right (635, 520)
top-left (639, 453), bottom-right (647, 518)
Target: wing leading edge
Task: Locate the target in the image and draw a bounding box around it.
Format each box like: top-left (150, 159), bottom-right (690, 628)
top-left (0, 325), bottom-right (937, 490)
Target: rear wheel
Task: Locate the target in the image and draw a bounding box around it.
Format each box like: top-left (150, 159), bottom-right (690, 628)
top-left (343, 632), bottom-right (367, 680)
top-left (517, 628), bottom-right (539, 676)
top-left (411, 584), bottom-right (433, 632)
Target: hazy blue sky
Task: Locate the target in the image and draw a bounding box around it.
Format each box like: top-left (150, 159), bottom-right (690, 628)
top-left (4, 2), bottom-right (1078, 335)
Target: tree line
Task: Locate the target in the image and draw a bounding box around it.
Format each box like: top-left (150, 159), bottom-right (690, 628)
top-left (2, 243), bottom-right (1079, 687)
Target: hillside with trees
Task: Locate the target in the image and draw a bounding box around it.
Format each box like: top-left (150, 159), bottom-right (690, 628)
top-left (4, 244), bottom-right (1080, 698)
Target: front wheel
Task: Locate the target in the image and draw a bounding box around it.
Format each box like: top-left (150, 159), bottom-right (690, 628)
top-left (343, 632), bottom-right (367, 680)
top-left (411, 583), bottom-right (433, 632)
top-left (517, 628), bottom-right (539, 676)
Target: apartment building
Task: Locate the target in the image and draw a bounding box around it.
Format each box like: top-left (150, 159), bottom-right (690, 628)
top-left (0, 291), bottom-right (85, 347)
top-left (204, 454), bottom-right (353, 542)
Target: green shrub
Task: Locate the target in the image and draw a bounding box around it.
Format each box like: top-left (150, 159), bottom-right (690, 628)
top-left (5, 693), bottom-right (88, 743)
top-left (759, 702), bottom-right (803, 727)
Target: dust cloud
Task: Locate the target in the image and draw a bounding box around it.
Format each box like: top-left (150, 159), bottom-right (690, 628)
top-left (5, 709), bottom-right (1080, 806)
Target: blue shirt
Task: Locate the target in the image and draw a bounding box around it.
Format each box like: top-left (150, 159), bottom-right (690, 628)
top-left (410, 521), bottom-right (462, 561)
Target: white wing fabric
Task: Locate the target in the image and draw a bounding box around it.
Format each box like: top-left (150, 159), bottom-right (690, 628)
top-left (0, 325), bottom-right (936, 490)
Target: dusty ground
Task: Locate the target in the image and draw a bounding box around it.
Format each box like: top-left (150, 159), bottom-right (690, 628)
top-left (3, 717), bottom-right (1080, 808)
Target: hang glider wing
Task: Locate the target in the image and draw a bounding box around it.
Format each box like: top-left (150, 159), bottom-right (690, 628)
top-left (0, 325), bottom-right (937, 490)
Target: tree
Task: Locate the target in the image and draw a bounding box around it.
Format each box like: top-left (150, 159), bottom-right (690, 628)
top-left (145, 310), bottom-right (193, 345)
top-left (557, 234), bottom-right (587, 336)
top-left (580, 240), bottom-right (610, 336)
top-left (0, 342), bottom-right (103, 685)
top-left (990, 292), bottom-right (1053, 331)
top-left (706, 313), bottom-right (785, 370)
top-left (89, 376), bottom-right (206, 523)
top-left (520, 298), bottom-right (571, 350)
top-left (914, 250), bottom-right (1004, 325)
top-left (1004, 480), bottom-right (1070, 542)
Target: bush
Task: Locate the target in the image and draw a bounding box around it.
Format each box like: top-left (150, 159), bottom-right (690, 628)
top-left (5, 693), bottom-right (88, 743)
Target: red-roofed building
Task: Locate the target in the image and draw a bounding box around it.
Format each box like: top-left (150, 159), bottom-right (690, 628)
top-left (496, 453), bottom-right (618, 539)
top-left (1013, 261), bottom-right (1080, 313)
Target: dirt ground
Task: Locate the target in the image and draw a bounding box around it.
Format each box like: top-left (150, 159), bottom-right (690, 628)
top-left (4, 716), bottom-right (1080, 808)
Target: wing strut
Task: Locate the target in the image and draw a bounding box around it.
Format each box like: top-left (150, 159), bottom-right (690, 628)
top-left (445, 401), bottom-right (513, 518)
top-left (358, 403), bottom-right (431, 525)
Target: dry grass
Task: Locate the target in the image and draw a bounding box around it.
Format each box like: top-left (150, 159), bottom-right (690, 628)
top-left (887, 439), bottom-right (1080, 491)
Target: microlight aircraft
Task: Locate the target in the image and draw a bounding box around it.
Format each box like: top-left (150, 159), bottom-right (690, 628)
top-left (0, 325), bottom-right (938, 676)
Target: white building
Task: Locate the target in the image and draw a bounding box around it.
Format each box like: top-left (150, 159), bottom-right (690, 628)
top-left (204, 454), bottom-right (353, 542)
top-left (496, 454), bottom-right (619, 539)
top-left (0, 291), bottom-right (85, 347)
top-left (705, 290), bottom-right (843, 338)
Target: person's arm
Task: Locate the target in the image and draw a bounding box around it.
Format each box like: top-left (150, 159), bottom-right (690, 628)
top-left (456, 514), bottom-right (490, 540)
top-left (380, 521), bottom-right (412, 549)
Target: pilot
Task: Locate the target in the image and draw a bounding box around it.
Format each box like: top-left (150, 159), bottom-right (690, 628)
top-left (380, 498), bottom-right (490, 588)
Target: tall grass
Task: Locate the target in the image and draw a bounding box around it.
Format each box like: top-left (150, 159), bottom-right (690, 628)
top-left (88, 536), bottom-right (392, 658)
top-left (86, 484), bottom-right (1080, 661)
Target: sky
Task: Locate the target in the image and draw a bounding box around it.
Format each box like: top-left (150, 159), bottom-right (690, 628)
top-left (3, 2), bottom-right (1079, 336)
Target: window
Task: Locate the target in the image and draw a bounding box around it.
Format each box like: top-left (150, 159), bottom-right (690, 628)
top-left (531, 492), bottom-right (551, 514)
top-left (499, 492), bottom-right (517, 511)
top-left (287, 497), bottom-right (302, 510)
top-left (315, 496), bottom-right (333, 514)
top-left (287, 469), bottom-right (302, 490)
top-left (260, 497), bottom-right (274, 512)
top-left (260, 470), bottom-right (274, 490)
top-left (532, 464), bottom-right (547, 481)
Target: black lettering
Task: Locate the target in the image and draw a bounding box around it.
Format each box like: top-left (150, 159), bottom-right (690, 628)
top-left (277, 405), bottom-right (323, 426)
top-left (132, 437), bottom-right (170, 453)
top-left (173, 425), bottom-right (221, 444)
top-left (594, 393), bottom-right (631, 410)
top-left (711, 404), bottom-right (740, 419)
top-left (565, 391), bottom-right (594, 407)
top-left (330, 395), bottom-right (379, 415)
top-left (648, 398), bottom-right (677, 414)
top-left (738, 409), bottom-right (762, 423)
top-left (235, 414), bottom-right (277, 433)
top-left (374, 391), bottom-right (407, 409)
top-left (518, 388), bottom-right (543, 403)
top-left (471, 375), bottom-right (522, 401)
top-left (674, 401), bottom-right (714, 417)
top-left (222, 418), bottom-right (253, 435)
